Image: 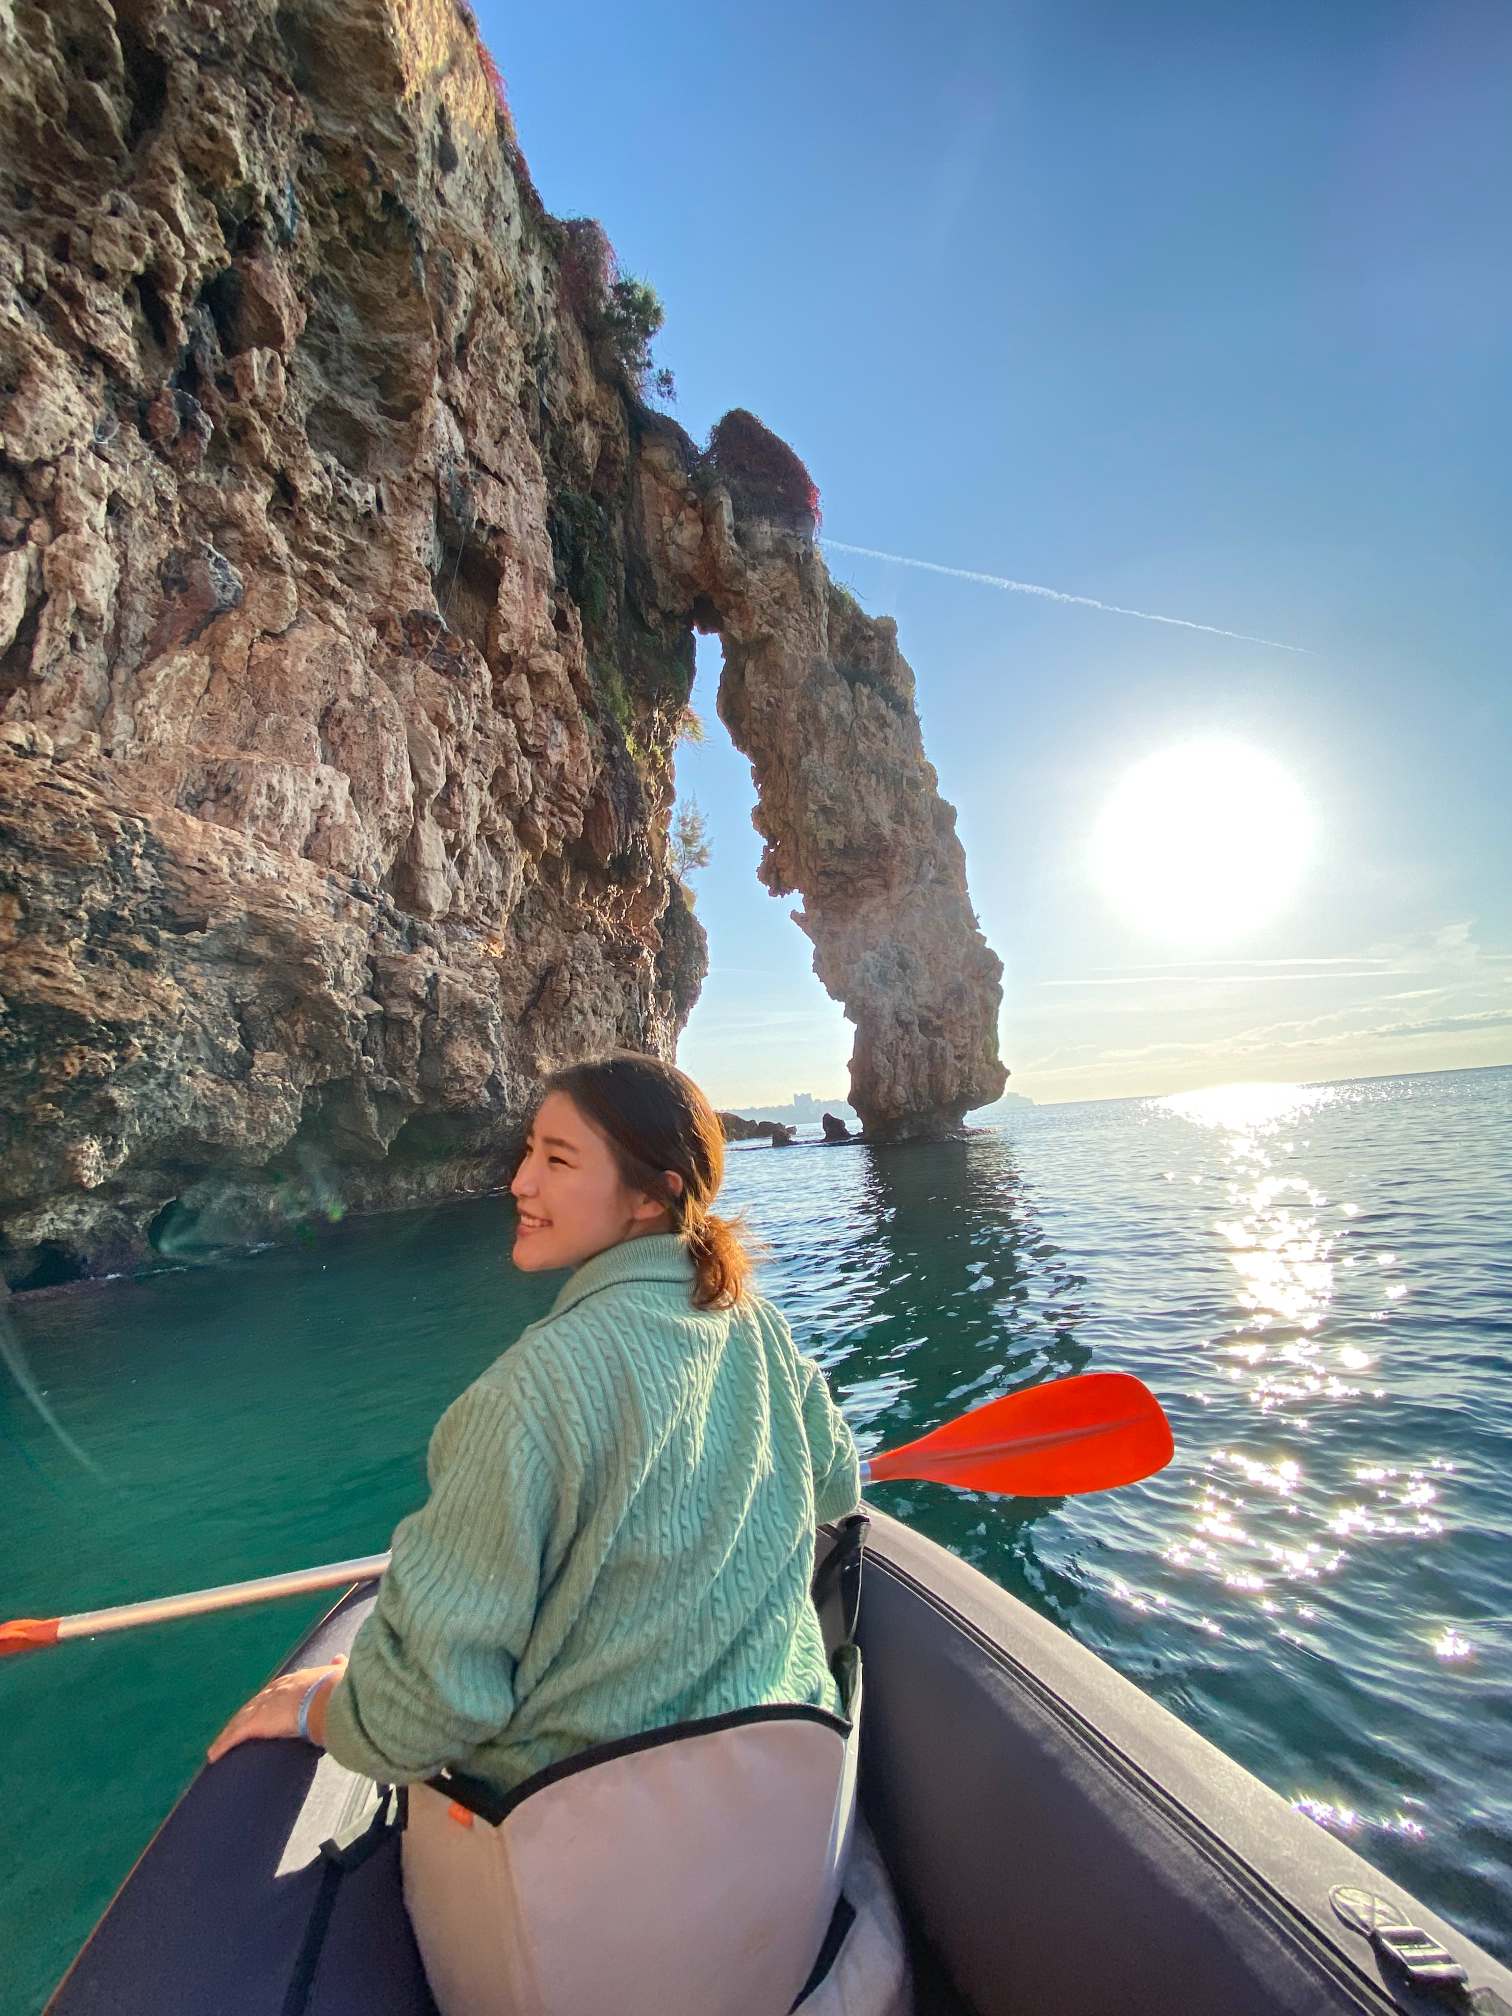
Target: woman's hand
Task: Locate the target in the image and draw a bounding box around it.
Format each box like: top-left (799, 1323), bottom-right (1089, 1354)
top-left (207, 1655), bottom-right (346, 1764)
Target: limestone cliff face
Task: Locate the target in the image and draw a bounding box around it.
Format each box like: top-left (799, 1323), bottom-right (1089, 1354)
top-left (0, 0), bottom-right (1003, 1286)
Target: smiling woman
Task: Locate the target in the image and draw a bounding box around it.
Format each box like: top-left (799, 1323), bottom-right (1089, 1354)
top-left (199, 1051), bottom-right (866, 2016)
top-left (1091, 740), bottom-right (1313, 944)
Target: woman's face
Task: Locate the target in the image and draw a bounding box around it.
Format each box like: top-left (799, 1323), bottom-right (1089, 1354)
top-left (510, 1090), bottom-right (671, 1273)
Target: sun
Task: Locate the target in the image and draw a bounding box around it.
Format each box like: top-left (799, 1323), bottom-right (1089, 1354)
top-left (1091, 740), bottom-right (1311, 944)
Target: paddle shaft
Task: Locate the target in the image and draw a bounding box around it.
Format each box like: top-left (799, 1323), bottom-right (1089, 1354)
top-left (0, 1553), bottom-right (392, 1657)
top-left (0, 1470), bottom-right (879, 1655)
top-left (3, 1496), bottom-right (897, 1655)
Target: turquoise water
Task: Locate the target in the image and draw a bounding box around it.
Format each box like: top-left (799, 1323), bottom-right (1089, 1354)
top-left (3, 1065), bottom-right (1510, 2010)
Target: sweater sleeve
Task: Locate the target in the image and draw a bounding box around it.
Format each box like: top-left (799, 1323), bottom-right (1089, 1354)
top-left (322, 1365), bottom-right (563, 1783)
top-left (800, 1355), bottom-right (862, 1524)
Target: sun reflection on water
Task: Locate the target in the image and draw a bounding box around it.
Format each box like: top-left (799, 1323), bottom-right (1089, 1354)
top-left (1156, 1080), bottom-right (1340, 1135)
top-left (1104, 1079), bottom-right (1468, 1705)
top-left (1159, 1086), bottom-right (1357, 1421)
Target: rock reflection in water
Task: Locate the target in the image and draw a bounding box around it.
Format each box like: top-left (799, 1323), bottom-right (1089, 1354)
top-left (725, 1130), bottom-right (1091, 1621)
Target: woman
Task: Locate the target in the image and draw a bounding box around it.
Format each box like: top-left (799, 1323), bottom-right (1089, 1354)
top-left (209, 1052), bottom-right (865, 2013)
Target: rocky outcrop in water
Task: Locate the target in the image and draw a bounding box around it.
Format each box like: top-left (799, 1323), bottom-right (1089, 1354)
top-left (719, 1112), bottom-right (771, 1143)
top-left (718, 1112), bottom-right (796, 1147)
top-left (0, 0), bottom-right (1003, 1287)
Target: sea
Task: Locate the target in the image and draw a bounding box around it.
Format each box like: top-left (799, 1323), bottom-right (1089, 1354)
top-left (2, 1064), bottom-right (1509, 2010)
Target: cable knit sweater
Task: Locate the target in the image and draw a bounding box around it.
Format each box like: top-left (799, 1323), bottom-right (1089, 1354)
top-left (323, 1232), bottom-right (861, 1791)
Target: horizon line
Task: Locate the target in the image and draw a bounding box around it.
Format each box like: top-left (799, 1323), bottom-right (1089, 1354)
top-left (990, 1057), bottom-right (1512, 1111)
top-left (710, 1058), bottom-right (1510, 1118)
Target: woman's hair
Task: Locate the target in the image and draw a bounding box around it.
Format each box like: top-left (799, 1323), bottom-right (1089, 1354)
top-left (541, 1052), bottom-right (754, 1310)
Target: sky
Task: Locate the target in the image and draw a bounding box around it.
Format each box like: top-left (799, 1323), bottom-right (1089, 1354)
top-left (479, 0), bottom-right (1512, 1108)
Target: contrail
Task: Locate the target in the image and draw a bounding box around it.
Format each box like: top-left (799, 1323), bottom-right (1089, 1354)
top-left (822, 539), bottom-right (1307, 654)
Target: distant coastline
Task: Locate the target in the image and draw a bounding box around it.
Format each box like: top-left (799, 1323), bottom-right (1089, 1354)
top-left (725, 1089), bottom-right (1036, 1131)
top-left (727, 1092), bottom-right (860, 1129)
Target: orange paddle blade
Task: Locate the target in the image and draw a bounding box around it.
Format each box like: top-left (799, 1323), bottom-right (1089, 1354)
top-left (0, 1618), bottom-right (60, 1660)
top-left (865, 1370), bottom-right (1173, 1497)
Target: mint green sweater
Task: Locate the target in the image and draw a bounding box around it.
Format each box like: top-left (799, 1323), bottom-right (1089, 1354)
top-left (324, 1232), bottom-right (861, 1791)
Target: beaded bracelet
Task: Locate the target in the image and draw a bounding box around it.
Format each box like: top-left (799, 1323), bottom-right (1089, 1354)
top-left (296, 1674), bottom-right (328, 1743)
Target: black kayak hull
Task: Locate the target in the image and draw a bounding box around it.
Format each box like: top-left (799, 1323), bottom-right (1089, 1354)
top-left (857, 1510), bottom-right (1511, 2015)
top-left (49, 1508), bottom-right (1512, 2015)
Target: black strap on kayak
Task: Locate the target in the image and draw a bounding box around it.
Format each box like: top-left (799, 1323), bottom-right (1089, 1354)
top-left (811, 1511), bottom-right (868, 1647)
top-left (790, 1893), bottom-right (857, 2011)
top-left (281, 1785), bottom-right (402, 2016)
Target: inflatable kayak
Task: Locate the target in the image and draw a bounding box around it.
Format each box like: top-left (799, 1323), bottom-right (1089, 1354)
top-left (48, 1508), bottom-right (1512, 2015)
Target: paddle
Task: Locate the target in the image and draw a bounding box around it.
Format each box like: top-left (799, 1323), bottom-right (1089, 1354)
top-left (861, 1369), bottom-right (1173, 1497)
top-left (0, 1371), bottom-right (1171, 1659)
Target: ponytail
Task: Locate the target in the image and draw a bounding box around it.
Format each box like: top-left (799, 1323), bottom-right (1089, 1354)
top-left (679, 1205), bottom-right (753, 1312)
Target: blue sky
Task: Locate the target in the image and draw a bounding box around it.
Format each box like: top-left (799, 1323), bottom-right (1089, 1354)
top-left (480, 0), bottom-right (1512, 1107)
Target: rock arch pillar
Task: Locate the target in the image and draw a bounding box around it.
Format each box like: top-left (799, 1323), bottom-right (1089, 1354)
top-left (636, 428), bottom-right (1007, 1139)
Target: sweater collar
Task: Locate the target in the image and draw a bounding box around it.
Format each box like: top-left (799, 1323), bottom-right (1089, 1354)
top-left (547, 1231), bottom-right (696, 1320)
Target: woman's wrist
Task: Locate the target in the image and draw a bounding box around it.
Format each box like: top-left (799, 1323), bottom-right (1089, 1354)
top-left (207, 1655), bottom-right (347, 1765)
top-left (299, 1671), bottom-right (338, 1746)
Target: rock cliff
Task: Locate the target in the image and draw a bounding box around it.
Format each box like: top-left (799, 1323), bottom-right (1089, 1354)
top-left (0, 0), bottom-right (1004, 1286)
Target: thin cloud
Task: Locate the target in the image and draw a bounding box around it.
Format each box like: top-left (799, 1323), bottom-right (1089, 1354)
top-left (1025, 999), bottom-right (1510, 1076)
top-left (1367, 921), bottom-right (1509, 970)
top-left (1087, 957), bottom-right (1399, 975)
top-left (1036, 969), bottom-right (1395, 990)
top-left (823, 539), bottom-right (1308, 654)
top-left (1368, 1008), bottom-right (1512, 1040)
top-left (688, 1006), bottom-right (840, 1034)
top-left (1011, 922), bottom-right (1511, 1093)
top-left (1037, 933), bottom-right (1505, 998)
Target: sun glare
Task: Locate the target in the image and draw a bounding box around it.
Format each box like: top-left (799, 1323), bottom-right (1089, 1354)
top-left (1091, 740), bottom-right (1311, 944)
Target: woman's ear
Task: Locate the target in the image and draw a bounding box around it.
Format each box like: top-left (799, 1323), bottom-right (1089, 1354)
top-left (629, 1173), bottom-right (681, 1226)
top-left (629, 1170), bottom-right (682, 1228)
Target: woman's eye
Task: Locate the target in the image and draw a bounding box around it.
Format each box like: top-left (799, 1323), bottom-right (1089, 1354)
top-left (548, 1155), bottom-right (567, 1167)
